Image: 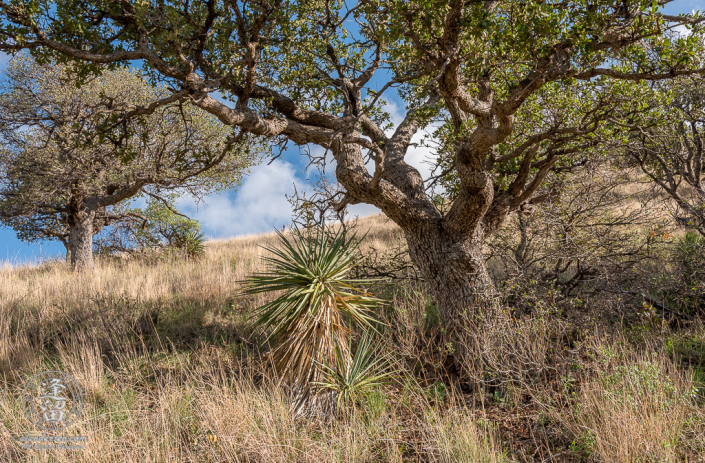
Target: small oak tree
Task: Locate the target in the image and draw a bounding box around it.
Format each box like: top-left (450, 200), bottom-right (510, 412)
top-left (622, 75), bottom-right (705, 235)
top-left (0, 57), bottom-right (257, 269)
top-left (1, 0), bottom-right (704, 335)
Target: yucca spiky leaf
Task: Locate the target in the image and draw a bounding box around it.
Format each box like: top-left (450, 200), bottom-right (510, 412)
top-left (181, 229), bottom-right (206, 259)
top-left (243, 227), bottom-right (385, 402)
top-left (315, 331), bottom-right (392, 411)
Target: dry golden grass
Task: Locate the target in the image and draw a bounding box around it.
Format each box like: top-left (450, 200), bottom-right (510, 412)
top-left (0, 212), bottom-right (703, 462)
top-left (0, 216), bottom-right (508, 462)
top-left (551, 341), bottom-right (704, 463)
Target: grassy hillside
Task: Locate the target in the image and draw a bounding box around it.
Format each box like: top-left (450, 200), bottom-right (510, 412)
top-left (1, 213), bottom-right (704, 462)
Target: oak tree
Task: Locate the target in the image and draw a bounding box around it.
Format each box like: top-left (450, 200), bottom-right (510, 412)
top-left (0, 57), bottom-right (257, 269)
top-left (94, 195), bottom-right (206, 259)
top-left (1, 0), bottom-right (703, 333)
top-left (622, 76), bottom-right (705, 235)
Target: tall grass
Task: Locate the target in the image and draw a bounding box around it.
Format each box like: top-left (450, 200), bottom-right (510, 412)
top-left (0, 214), bottom-right (703, 462)
top-left (555, 346), bottom-right (702, 463)
top-left (0, 217), bottom-right (509, 462)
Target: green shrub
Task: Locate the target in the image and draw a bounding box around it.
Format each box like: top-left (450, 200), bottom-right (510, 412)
top-left (95, 196), bottom-right (205, 259)
top-left (174, 228), bottom-right (206, 259)
top-left (315, 331), bottom-right (392, 412)
top-left (661, 231), bottom-right (705, 314)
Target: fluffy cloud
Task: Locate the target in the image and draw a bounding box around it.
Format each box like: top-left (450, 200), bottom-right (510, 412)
top-left (176, 159), bottom-right (311, 237)
top-left (673, 24), bottom-right (692, 36)
top-left (381, 99), bottom-right (439, 182)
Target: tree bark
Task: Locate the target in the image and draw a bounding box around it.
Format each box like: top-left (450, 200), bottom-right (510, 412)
top-left (404, 221), bottom-right (497, 337)
top-left (67, 194), bottom-right (96, 271)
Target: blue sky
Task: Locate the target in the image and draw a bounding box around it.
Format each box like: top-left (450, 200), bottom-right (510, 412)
top-left (0, 0), bottom-right (701, 264)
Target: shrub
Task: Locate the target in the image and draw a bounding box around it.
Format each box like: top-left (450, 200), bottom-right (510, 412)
top-left (174, 228), bottom-right (206, 260)
top-left (651, 231), bottom-right (705, 315)
top-left (95, 196), bottom-right (206, 260)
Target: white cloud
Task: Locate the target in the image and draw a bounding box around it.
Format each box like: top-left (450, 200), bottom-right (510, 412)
top-left (380, 99), bottom-right (440, 182)
top-left (406, 126), bottom-right (440, 183)
top-left (381, 100), bottom-right (406, 135)
top-left (347, 202), bottom-right (382, 217)
top-left (176, 159), bottom-right (310, 237)
top-left (296, 145), bottom-right (384, 219)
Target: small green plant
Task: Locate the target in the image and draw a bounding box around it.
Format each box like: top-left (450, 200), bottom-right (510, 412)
top-left (423, 301), bottom-right (441, 330)
top-left (658, 231), bottom-right (705, 314)
top-left (570, 432), bottom-right (596, 461)
top-left (315, 331), bottom-right (392, 411)
top-left (491, 389), bottom-right (504, 404)
top-left (561, 372), bottom-right (577, 394)
top-left (430, 381), bottom-right (448, 404)
top-left (600, 361), bottom-right (683, 408)
top-left (363, 389), bottom-right (387, 422)
top-left (665, 333), bottom-right (705, 399)
top-left (674, 231), bottom-right (705, 261)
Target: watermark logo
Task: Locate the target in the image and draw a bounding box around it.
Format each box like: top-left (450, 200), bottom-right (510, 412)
top-left (16, 371), bottom-right (86, 450)
top-left (23, 370), bottom-right (83, 431)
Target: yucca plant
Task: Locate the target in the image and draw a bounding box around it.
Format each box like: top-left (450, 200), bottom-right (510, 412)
top-left (243, 226), bottom-right (384, 414)
top-left (178, 229), bottom-right (206, 259)
top-left (315, 331), bottom-right (392, 412)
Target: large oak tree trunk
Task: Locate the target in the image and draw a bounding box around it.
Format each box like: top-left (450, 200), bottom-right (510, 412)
top-left (404, 222), bottom-right (497, 358)
top-left (333, 138), bottom-right (500, 339)
top-left (67, 198), bottom-right (96, 271)
top-left (404, 227), bottom-right (499, 384)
